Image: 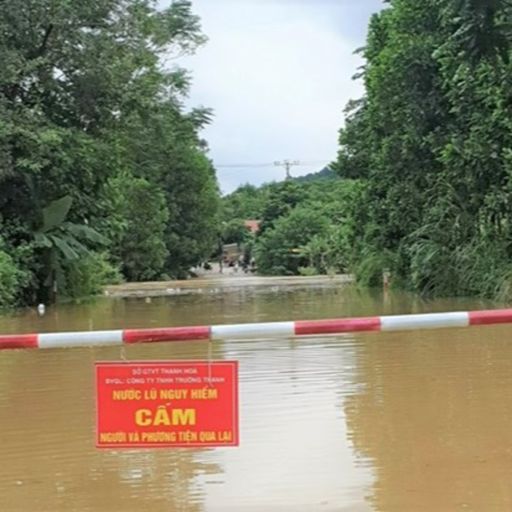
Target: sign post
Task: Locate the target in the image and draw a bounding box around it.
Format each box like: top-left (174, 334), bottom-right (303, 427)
top-left (96, 361), bottom-right (238, 448)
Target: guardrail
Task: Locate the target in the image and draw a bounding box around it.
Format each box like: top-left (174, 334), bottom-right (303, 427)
top-left (0, 308), bottom-right (510, 350)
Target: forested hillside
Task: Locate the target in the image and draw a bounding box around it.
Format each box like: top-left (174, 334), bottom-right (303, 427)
top-left (335, 0), bottom-right (512, 298)
top-left (0, 0), bottom-right (219, 307)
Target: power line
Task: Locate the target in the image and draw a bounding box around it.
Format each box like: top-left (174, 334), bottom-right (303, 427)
top-left (215, 160), bottom-right (330, 170)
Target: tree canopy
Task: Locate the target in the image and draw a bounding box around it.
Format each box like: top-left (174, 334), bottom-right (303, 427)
top-left (334, 0), bottom-right (512, 298)
top-left (221, 177), bottom-right (362, 276)
top-left (0, 0), bottom-right (220, 306)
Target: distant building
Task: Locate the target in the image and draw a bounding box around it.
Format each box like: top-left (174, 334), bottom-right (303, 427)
top-left (244, 220), bottom-right (261, 234)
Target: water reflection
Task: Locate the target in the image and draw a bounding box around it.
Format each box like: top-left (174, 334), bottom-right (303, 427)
top-left (0, 346), bottom-right (223, 512)
top-left (344, 326), bottom-right (512, 511)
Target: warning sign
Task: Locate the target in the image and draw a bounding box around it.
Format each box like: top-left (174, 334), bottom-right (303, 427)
top-left (95, 361), bottom-right (238, 448)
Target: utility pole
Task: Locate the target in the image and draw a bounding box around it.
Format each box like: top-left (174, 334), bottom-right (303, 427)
top-left (274, 160), bottom-right (300, 180)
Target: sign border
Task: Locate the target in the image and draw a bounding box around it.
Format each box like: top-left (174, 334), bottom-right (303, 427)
top-left (95, 360), bottom-right (239, 449)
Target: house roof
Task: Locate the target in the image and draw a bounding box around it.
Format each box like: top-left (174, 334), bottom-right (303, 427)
top-left (244, 220), bottom-right (261, 233)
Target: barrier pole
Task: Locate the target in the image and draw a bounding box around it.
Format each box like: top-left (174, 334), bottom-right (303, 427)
top-left (0, 308), bottom-right (511, 351)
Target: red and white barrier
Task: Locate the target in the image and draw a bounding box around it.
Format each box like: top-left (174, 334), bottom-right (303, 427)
top-left (1, 308), bottom-right (512, 350)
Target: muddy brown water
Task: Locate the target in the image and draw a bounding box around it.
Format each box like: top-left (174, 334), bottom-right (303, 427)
top-left (0, 282), bottom-right (511, 511)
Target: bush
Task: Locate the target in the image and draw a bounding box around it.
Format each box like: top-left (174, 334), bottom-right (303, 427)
top-left (404, 234), bottom-right (512, 299)
top-left (0, 251), bottom-right (22, 308)
top-left (65, 252), bottom-right (123, 299)
top-left (355, 249), bottom-right (394, 289)
top-left (298, 266), bottom-right (318, 276)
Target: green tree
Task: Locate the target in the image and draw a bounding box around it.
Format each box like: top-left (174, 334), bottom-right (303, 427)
top-left (34, 196), bottom-right (108, 301)
top-left (221, 174), bottom-right (363, 277)
top-left (259, 181), bottom-right (306, 234)
top-left (256, 207), bottom-right (329, 275)
top-left (222, 184), bottom-right (265, 221)
top-left (335, 0), bottom-right (512, 298)
top-left (105, 175), bottom-right (169, 282)
top-left (221, 219), bottom-right (250, 245)
top-left (0, 0), bottom-right (220, 303)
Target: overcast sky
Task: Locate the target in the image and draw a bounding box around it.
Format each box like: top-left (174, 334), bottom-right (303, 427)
top-left (174, 0), bottom-right (383, 194)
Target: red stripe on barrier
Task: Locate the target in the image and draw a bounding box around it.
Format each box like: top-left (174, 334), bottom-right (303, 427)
top-left (123, 326), bottom-right (211, 344)
top-left (469, 309), bottom-right (512, 326)
top-left (295, 317), bottom-right (381, 336)
top-left (0, 334), bottom-right (38, 349)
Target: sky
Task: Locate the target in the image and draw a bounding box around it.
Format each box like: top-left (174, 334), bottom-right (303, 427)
top-left (174, 0), bottom-right (384, 194)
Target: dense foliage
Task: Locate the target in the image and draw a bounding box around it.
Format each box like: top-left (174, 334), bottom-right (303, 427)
top-left (221, 178), bottom-right (362, 276)
top-left (335, 0), bottom-right (512, 299)
top-left (0, 0), bottom-right (220, 306)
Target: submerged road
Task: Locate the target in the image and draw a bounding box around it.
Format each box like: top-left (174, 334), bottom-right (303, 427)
top-left (104, 272), bottom-right (354, 298)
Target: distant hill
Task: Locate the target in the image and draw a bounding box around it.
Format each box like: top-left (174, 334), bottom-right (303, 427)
top-left (293, 166), bottom-right (337, 183)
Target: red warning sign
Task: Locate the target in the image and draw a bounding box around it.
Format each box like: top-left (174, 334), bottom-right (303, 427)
top-left (96, 361), bottom-right (238, 448)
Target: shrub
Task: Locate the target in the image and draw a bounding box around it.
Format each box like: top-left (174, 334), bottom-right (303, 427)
top-left (298, 266), bottom-right (318, 276)
top-left (355, 249), bottom-right (394, 289)
top-left (0, 251), bottom-right (22, 308)
top-left (65, 252), bottom-right (123, 299)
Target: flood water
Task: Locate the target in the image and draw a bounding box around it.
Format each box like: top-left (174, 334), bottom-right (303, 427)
top-left (1, 282), bottom-right (512, 511)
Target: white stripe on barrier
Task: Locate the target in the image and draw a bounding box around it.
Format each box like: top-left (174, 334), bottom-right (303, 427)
top-left (211, 322), bottom-right (295, 340)
top-left (380, 312), bottom-right (469, 331)
top-left (38, 330), bottom-right (123, 349)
